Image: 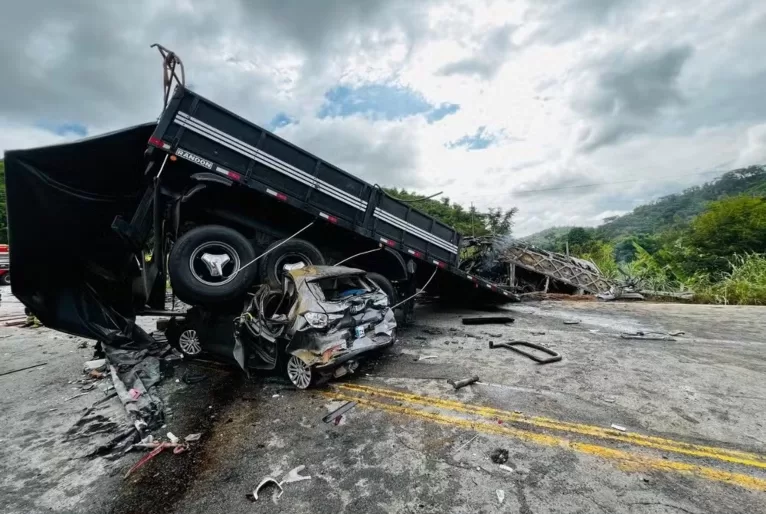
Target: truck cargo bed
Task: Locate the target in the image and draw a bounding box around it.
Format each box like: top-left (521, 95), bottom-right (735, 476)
top-left (149, 87), bottom-right (515, 300)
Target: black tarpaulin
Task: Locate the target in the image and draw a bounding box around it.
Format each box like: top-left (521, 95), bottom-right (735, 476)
top-left (4, 124), bottom-right (175, 428)
top-left (4, 123), bottom-right (156, 341)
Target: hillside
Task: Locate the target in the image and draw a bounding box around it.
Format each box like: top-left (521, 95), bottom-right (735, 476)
top-left (518, 226), bottom-right (572, 248)
top-left (596, 165), bottom-right (766, 240)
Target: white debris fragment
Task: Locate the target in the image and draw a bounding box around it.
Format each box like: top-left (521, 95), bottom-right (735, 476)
top-left (610, 424), bottom-right (627, 432)
top-left (83, 359), bottom-right (106, 372)
top-left (167, 432), bottom-right (180, 444)
top-left (185, 433), bottom-right (202, 442)
top-left (272, 394), bottom-right (280, 398)
top-left (418, 355), bottom-right (438, 361)
top-left (496, 490), bottom-right (505, 504)
top-left (498, 465), bottom-right (514, 473)
top-left (281, 465), bottom-right (311, 484)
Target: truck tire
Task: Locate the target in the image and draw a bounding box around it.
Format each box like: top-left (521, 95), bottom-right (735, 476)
top-left (366, 272), bottom-right (397, 306)
top-left (259, 239), bottom-right (325, 288)
top-left (168, 225), bottom-right (257, 305)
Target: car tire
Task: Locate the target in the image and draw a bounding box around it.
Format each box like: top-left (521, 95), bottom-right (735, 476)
top-left (165, 323), bottom-right (203, 358)
top-left (1, 273), bottom-right (9, 285)
top-left (259, 239), bottom-right (325, 288)
top-left (285, 354), bottom-right (315, 389)
top-left (168, 225), bottom-right (257, 305)
top-left (366, 272), bottom-right (397, 306)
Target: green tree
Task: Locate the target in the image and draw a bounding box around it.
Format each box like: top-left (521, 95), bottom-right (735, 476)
top-left (685, 195), bottom-right (766, 273)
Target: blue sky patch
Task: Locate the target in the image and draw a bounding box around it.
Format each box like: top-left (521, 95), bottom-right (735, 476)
top-left (37, 120), bottom-right (87, 137)
top-left (318, 84), bottom-right (459, 123)
top-left (268, 113), bottom-right (296, 131)
top-left (447, 126), bottom-right (497, 150)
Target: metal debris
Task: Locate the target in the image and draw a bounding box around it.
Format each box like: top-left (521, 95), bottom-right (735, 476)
top-left (418, 355), bottom-right (438, 361)
top-left (496, 490), bottom-right (505, 504)
top-left (322, 401), bottom-right (357, 423)
top-left (620, 332), bottom-right (676, 341)
top-left (448, 375), bottom-right (480, 390)
top-left (563, 320), bottom-right (581, 325)
top-left (489, 341), bottom-right (562, 364)
top-left (185, 433), bottom-right (202, 442)
top-left (0, 362), bottom-right (47, 377)
top-left (462, 316), bottom-right (515, 325)
top-left (611, 424), bottom-right (627, 432)
top-left (498, 464), bottom-right (514, 473)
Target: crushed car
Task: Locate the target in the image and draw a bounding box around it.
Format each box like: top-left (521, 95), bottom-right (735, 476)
top-left (166, 265), bottom-right (397, 388)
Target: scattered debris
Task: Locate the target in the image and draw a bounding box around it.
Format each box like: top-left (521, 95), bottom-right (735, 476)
top-left (281, 465), bottom-right (311, 485)
top-left (423, 328), bottom-right (442, 335)
top-left (490, 448), bottom-right (509, 464)
top-left (418, 355), bottom-right (438, 361)
top-left (530, 331), bottom-right (546, 335)
top-left (415, 336), bottom-right (427, 341)
top-left (496, 489), bottom-right (505, 504)
top-left (611, 424), bottom-right (627, 432)
top-left (452, 434), bottom-right (479, 454)
top-left (250, 465), bottom-right (311, 501)
top-left (83, 359), bottom-right (106, 372)
top-left (498, 464), bottom-right (514, 473)
top-left (252, 477), bottom-right (283, 501)
top-left (77, 341), bottom-right (89, 349)
top-left (489, 341), bottom-right (562, 364)
top-left (448, 375), bottom-right (480, 390)
top-left (589, 329), bottom-right (600, 333)
top-left (462, 316), bottom-right (514, 325)
top-left (124, 440), bottom-right (189, 479)
top-left (167, 432), bottom-right (179, 444)
top-left (88, 369), bottom-right (105, 380)
top-left (563, 320), bottom-right (581, 325)
top-left (603, 397), bottom-right (616, 403)
top-left (620, 332), bottom-right (676, 341)
top-left (0, 362), bottom-right (47, 377)
top-left (81, 383), bottom-right (95, 391)
top-left (668, 330), bottom-right (685, 337)
top-left (184, 433), bottom-right (203, 442)
top-left (65, 392), bottom-right (88, 402)
top-left (483, 332), bottom-right (502, 337)
top-left (322, 401), bottom-right (357, 423)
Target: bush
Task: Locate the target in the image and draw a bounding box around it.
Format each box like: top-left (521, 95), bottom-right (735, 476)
top-left (690, 254), bottom-right (766, 305)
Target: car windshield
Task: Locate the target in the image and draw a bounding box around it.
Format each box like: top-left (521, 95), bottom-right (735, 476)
top-left (308, 274), bottom-right (374, 301)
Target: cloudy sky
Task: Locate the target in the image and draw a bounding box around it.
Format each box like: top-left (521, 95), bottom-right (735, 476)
top-left (2, 0), bottom-right (766, 236)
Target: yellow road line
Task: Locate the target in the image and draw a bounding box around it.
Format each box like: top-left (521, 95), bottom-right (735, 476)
top-left (322, 390), bottom-right (766, 492)
top-left (336, 383), bottom-right (766, 470)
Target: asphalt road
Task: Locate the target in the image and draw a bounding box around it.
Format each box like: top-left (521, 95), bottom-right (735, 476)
top-left (1, 294), bottom-right (765, 513)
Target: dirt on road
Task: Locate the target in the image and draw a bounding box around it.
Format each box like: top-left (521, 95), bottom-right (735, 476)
top-left (1, 295), bottom-right (765, 514)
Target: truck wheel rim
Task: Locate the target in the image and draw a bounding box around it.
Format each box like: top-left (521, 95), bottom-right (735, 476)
top-left (286, 355), bottom-right (312, 389)
top-left (178, 329), bottom-right (202, 355)
top-left (274, 252), bottom-right (311, 275)
top-left (189, 242), bottom-right (241, 286)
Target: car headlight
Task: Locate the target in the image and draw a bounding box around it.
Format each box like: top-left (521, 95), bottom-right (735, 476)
top-left (304, 312), bottom-right (329, 328)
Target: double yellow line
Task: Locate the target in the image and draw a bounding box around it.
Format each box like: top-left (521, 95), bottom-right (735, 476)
top-left (325, 383), bottom-right (766, 491)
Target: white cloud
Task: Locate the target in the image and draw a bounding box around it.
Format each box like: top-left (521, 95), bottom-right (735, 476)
top-left (2, 0), bottom-right (766, 237)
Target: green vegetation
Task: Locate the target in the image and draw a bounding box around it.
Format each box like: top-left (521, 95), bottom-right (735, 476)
top-left (521, 165), bottom-right (766, 305)
top-left (383, 188), bottom-right (518, 237)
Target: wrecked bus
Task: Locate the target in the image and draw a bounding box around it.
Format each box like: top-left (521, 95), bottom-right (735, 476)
top-left (3, 53), bottom-right (515, 363)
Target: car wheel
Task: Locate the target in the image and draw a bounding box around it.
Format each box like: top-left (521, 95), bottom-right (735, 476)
top-left (1, 273), bottom-right (9, 285)
top-left (177, 328), bottom-right (203, 357)
top-left (259, 239), bottom-right (325, 288)
top-left (168, 225), bottom-right (257, 305)
top-left (166, 323), bottom-right (203, 358)
top-left (366, 272), bottom-right (396, 306)
top-left (286, 354), bottom-right (314, 389)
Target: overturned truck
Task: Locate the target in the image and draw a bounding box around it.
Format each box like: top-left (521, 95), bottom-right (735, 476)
top-left (3, 51), bottom-right (516, 394)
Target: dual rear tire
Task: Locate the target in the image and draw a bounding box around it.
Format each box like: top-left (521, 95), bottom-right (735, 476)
top-left (168, 225), bottom-right (325, 305)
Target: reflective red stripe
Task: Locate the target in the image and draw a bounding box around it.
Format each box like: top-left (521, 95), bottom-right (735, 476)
top-left (226, 170), bottom-right (242, 182)
top-left (320, 213), bottom-right (338, 223)
top-left (148, 136), bottom-right (164, 147)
